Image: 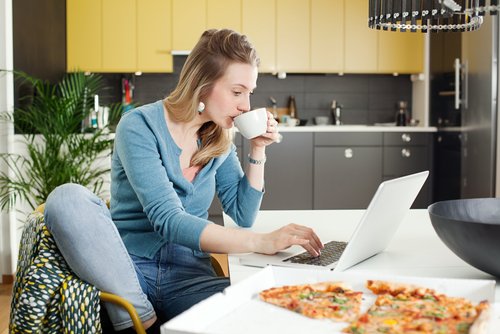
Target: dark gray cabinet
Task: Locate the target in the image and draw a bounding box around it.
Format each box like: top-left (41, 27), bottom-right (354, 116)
top-left (314, 133), bottom-right (383, 209)
top-left (209, 130), bottom-right (433, 218)
top-left (382, 132), bottom-right (433, 208)
top-left (243, 132), bottom-right (314, 210)
top-left (208, 133), bottom-right (243, 221)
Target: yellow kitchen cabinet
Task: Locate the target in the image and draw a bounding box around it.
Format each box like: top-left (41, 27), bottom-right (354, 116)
top-left (378, 31), bottom-right (424, 74)
top-left (172, 0), bottom-right (207, 51)
top-left (276, 0), bottom-right (310, 72)
top-left (173, 0), bottom-right (240, 51)
top-left (207, 0), bottom-right (241, 31)
top-left (310, 0), bottom-right (343, 72)
top-left (344, 0), bottom-right (378, 73)
top-left (137, 0), bottom-right (173, 72)
top-left (66, 0), bottom-right (102, 72)
top-left (242, 0), bottom-right (276, 73)
top-left (68, 0), bottom-right (173, 73)
top-left (102, 0), bottom-right (136, 72)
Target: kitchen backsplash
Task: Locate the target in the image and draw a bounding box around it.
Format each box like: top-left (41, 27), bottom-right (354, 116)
top-left (99, 56), bottom-right (412, 125)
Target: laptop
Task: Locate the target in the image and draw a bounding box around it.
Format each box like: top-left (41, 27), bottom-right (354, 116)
top-left (237, 171), bottom-right (429, 271)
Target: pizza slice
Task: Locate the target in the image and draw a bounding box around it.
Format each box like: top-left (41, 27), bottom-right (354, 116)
top-left (259, 281), bottom-right (363, 322)
top-left (343, 280), bottom-right (490, 334)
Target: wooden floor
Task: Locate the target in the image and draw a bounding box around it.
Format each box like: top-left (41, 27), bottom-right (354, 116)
top-left (0, 283), bottom-right (12, 334)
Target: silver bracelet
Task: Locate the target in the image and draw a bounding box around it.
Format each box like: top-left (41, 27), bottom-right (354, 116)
top-left (247, 154), bottom-right (266, 165)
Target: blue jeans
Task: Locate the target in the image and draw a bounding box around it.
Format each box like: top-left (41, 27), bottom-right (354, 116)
top-left (132, 244), bottom-right (230, 321)
top-left (44, 183), bottom-right (229, 330)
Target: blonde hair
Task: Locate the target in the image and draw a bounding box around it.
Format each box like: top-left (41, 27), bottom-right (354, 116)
top-left (163, 29), bottom-right (260, 167)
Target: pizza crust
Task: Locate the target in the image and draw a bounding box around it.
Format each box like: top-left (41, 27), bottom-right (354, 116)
top-left (469, 301), bottom-right (491, 334)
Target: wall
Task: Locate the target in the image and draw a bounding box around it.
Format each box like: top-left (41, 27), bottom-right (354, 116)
top-left (100, 56), bottom-right (414, 125)
top-left (0, 0), bottom-right (15, 283)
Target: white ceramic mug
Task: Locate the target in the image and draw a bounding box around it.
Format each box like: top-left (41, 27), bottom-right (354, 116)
top-left (287, 117), bottom-right (299, 127)
top-left (234, 108), bottom-right (268, 139)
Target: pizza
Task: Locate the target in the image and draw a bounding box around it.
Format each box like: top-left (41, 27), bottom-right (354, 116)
top-left (259, 281), bottom-right (363, 322)
top-left (343, 280), bottom-right (490, 334)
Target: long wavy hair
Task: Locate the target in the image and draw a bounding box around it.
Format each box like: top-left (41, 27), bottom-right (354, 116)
top-left (163, 29), bottom-right (260, 167)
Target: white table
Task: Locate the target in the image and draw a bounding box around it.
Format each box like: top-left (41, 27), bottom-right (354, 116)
top-left (225, 209), bottom-right (500, 327)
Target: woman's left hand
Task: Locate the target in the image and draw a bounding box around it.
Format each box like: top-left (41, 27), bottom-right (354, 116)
top-left (250, 111), bottom-right (282, 147)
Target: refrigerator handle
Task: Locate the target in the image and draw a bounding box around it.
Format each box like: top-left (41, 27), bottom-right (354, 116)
top-left (463, 60), bottom-right (468, 110)
top-left (454, 58), bottom-right (461, 110)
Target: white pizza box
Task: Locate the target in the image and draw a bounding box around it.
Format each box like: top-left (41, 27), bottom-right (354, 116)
top-left (161, 266), bottom-right (497, 334)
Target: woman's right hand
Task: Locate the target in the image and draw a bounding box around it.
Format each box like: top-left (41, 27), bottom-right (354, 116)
top-left (253, 223), bottom-right (324, 257)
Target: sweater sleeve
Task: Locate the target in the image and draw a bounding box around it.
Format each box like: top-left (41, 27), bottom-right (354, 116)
top-left (114, 112), bottom-right (210, 250)
top-left (215, 145), bottom-right (264, 228)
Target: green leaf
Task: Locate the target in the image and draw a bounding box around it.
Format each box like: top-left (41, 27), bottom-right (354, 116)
top-left (0, 70), bottom-right (116, 213)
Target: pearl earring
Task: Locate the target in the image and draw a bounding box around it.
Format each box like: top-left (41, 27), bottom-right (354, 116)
top-left (198, 102), bottom-right (205, 113)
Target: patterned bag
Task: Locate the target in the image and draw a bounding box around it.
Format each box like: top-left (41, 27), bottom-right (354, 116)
top-left (10, 211), bottom-right (102, 333)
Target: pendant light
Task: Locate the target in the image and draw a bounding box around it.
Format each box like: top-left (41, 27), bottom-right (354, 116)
top-left (368, 0), bottom-right (500, 32)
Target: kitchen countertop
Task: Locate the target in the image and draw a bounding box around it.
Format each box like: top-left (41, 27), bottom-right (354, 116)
top-left (275, 125), bottom-right (437, 132)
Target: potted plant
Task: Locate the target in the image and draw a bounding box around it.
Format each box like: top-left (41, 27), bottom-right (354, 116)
top-left (0, 71), bottom-right (121, 211)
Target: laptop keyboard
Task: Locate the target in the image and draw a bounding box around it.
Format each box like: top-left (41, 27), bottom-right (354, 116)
top-left (283, 240), bottom-right (348, 267)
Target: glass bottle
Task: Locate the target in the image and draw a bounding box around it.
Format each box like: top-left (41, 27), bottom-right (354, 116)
top-left (396, 101), bottom-right (408, 126)
top-left (288, 95), bottom-right (297, 119)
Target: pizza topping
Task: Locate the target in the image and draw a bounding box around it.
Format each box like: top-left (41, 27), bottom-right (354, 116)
top-left (343, 280), bottom-right (490, 334)
top-left (259, 279), bottom-right (490, 333)
top-left (259, 281), bottom-right (363, 322)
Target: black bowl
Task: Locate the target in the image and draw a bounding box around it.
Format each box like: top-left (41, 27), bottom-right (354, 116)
top-left (428, 198), bottom-right (500, 278)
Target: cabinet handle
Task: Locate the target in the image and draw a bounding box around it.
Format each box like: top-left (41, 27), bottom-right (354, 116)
top-left (401, 148), bottom-right (411, 158)
top-left (344, 148), bottom-right (353, 159)
top-left (401, 133), bottom-right (411, 143)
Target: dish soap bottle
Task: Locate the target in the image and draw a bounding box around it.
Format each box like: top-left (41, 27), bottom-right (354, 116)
top-left (288, 95), bottom-right (297, 119)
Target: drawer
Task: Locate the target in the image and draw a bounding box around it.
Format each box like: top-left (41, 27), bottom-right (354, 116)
top-left (315, 132), bottom-right (382, 146)
top-left (383, 146), bottom-right (429, 176)
top-left (314, 146), bottom-right (382, 209)
top-left (383, 132), bottom-right (430, 146)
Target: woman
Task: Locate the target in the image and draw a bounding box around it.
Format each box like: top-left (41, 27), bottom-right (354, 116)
top-left (44, 29), bottom-right (323, 331)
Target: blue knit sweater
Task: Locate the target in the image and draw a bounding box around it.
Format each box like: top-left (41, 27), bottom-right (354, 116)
top-left (110, 100), bottom-right (263, 259)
